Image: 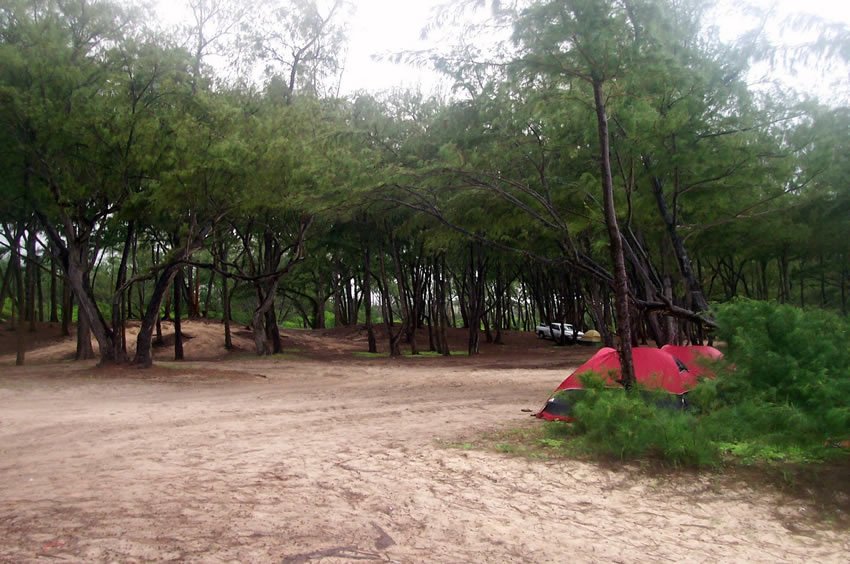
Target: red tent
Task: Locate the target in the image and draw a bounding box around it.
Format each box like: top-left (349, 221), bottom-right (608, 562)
top-left (536, 347), bottom-right (698, 422)
top-left (660, 345), bottom-right (723, 379)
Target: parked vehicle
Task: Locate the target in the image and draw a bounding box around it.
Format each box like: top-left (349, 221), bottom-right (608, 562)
top-left (535, 322), bottom-right (584, 342)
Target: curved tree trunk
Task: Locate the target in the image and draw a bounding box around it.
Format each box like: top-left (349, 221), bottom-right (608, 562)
top-left (133, 264), bottom-right (181, 367)
top-left (38, 216), bottom-right (117, 364)
top-left (133, 227), bottom-right (210, 367)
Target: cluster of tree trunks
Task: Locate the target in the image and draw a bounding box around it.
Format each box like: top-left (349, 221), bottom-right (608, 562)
top-left (4, 213), bottom-right (849, 368)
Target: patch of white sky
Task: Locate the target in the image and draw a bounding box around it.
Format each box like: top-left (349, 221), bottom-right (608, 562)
top-left (154, 0), bottom-right (850, 103)
top-left (712, 0), bottom-right (850, 104)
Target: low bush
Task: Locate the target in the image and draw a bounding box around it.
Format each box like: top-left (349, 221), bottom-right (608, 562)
top-left (547, 300), bottom-right (850, 467)
top-left (695, 300), bottom-right (850, 459)
top-left (554, 375), bottom-right (720, 467)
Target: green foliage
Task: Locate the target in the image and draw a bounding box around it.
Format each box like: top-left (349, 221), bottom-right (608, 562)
top-left (557, 374), bottom-right (720, 467)
top-left (1, 297), bottom-right (12, 319)
top-left (551, 301), bottom-right (850, 467)
top-left (695, 300), bottom-right (850, 450)
top-left (1, 0), bottom-right (849, 367)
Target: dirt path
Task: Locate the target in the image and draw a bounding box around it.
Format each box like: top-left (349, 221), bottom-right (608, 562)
top-left (1, 353), bottom-right (847, 564)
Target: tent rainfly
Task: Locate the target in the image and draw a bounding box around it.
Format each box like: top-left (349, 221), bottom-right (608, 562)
top-left (536, 346), bottom-right (722, 422)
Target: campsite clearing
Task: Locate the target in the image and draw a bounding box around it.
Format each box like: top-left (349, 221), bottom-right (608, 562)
top-left (0, 323), bottom-right (847, 562)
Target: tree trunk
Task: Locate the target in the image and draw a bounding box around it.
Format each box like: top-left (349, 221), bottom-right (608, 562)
top-left (191, 267), bottom-right (200, 318)
top-left (110, 222), bottom-right (134, 363)
top-left (378, 250), bottom-right (402, 357)
top-left (390, 235), bottom-right (417, 355)
top-left (133, 227), bottom-right (210, 367)
top-left (133, 234), bottom-right (144, 319)
top-left (9, 228), bottom-right (25, 365)
top-left (75, 305), bottom-right (95, 360)
top-left (493, 269), bottom-right (504, 345)
top-left (265, 304), bottom-right (282, 354)
top-left (36, 250), bottom-right (44, 323)
top-left (49, 256), bottom-right (59, 322)
top-left (221, 263), bottom-right (233, 350)
top-left (647, 169), bottom-right (710, 314)
top-left (593, 79), bottom-right (635, 388)
top-left (15, 258), bottom-right (26, 366)
top-left (0, 257), bottom-right (14, 323)
top-left (364, 243), bottom-right (377, 353)
top-left (133, 264), bottom-right (181, 367)
top-left (465, 242), bottom-right (484, 356)
top-left (61, 276), bottom-right (72, 337)
top-left (173, 270), bottom-right (184, 361)
top-left (438, 255), bottom-right (451, 356)
top-left (202, 269), bottom-right (216, 317)
top-left (185, 266), bottom-right (197, 319)
top-left (222, 277), bottom-right (233, 350)
top-left (663, 276), bottom-right (677, 345)
top-left (332, 266), bottom-right (346, 327)
top-left (25, 227), bottom-right (37, 331)
top-left (314, 274), bottom-right (327, 329)
top-left (38, 217), bottom-right (117, 364)
top-left (251, 279), bottom-right (281, 356)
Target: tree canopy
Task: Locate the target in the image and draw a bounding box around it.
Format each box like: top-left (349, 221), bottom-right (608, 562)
top-left (1, 0), bottom-right (847, 368)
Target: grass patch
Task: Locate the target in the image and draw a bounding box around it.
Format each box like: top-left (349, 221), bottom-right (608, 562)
top-left (441, 423), bottom-right (585, 461)
top-left (408, 350), bottom-right (467, 357)
top-left (152, 362), bottom-right (183, 370)
top-left (353, 349), bottom-right (467, 359)
top-left (353, 351), bottom-right (389, 358)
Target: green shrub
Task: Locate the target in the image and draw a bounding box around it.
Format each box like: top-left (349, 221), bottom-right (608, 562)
top-left (560, 374), bottom-right (720, 467)
top-left (544, 301), bottom-right (850, 467)
top-left (709, 300), bottom-right (850, 443)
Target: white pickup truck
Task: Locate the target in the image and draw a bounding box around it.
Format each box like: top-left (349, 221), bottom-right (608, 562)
top-left (536, 322), bottom-right (584, 342)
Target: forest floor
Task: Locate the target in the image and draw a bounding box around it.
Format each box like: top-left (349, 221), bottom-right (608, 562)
top-left (0, 320), bottom-right (847, 562)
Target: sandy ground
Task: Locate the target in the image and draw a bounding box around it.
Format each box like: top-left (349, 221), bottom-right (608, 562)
top-left (0, 322), bottom-right (847, 562)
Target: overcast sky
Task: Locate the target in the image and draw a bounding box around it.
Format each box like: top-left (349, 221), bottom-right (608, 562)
top-left (341, 0), bottom-right (850, 98)
top-left (156, 0), bottom-right (850, 100)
